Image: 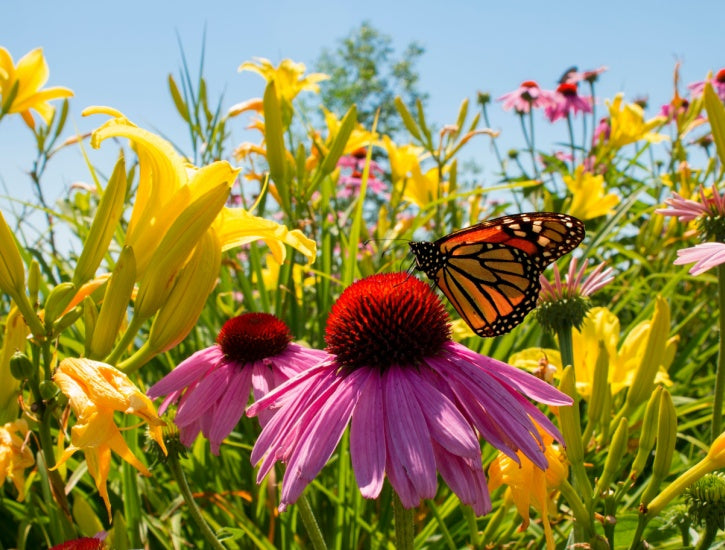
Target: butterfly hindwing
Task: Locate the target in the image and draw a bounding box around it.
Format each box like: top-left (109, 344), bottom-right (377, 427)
top-left (410, 212), bottom-right (584, 337)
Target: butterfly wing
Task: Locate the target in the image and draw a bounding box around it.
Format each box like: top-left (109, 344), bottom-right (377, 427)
top-left (411, 212), bottom-right (585, 337)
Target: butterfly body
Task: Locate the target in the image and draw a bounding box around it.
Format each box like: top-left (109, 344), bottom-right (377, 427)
top-left (409, 212), bottom-right (585, 337)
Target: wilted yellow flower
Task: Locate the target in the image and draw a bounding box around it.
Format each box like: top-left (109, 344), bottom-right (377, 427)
top-left (605, 93), bottom-right (667, 149)
top-left (0, 419), bottom-right (34, 501)
top-left (239, 57), bottom-right (328, 102)
top-left (488, 424), bottom-right (568, 550)
top-left (0, 47), bottom-right (73, 128)
top-left (53, 358), bottom-right (166, 518)
top-left (510, 306), bottom-right (675, 398)
top-left (564, 165), bottom-right (619, 220)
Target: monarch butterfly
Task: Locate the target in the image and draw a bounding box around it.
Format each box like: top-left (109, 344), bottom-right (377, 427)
top-left (409, 212), bottom-right (585, 337)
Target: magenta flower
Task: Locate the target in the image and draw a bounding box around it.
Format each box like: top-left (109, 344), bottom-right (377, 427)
top-left (247, 273), bottom-right (572, 514)
top-left (688, 69), bottom-right (725, 102)
top-left (498, 80), bottom-right (555, 114)
top-left (674, 242), bottom-right (725, 275)
top-left (147, 313), bottom-right (328, 454)
top-left (592, 117), bottom-right (611, 145)
top-left (545, 82), bottom-right (592, 122)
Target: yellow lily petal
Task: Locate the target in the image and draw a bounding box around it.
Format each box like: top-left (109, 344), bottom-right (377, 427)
top-left (215, 207), bottom-right (317, 266)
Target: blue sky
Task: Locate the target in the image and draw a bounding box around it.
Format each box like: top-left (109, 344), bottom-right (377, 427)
top-left (1, 0), bottom-right (724, 220)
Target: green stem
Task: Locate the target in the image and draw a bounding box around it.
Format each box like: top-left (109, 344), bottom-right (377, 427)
top-left (528, 109), bottom-right (540, 179)
top-left (167, 451), bottom-right (226, 550)
top-left (558, 480), bottom-right (592, 538)
top-left (393, 493), bottom-right (415, 550)
top-left (712, 263), bottom-right (725, 440)
top-left (565, 112), bottom-right (577, 172)
top-left (297, 494), bottom-right (327, 550)
top-left (694, 521), bottom-right (719, 550)
top-left (105, 314), bottom-right (145, 366)
top-left (463, 506), bottom-right (482, 548)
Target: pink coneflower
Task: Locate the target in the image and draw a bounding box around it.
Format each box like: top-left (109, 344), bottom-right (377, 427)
top-left (592, 117), bottom-right (611, 145)
top-left (147, 313), bottom-right (327, 454)
top-left (656, 185), bottom-right (725, 223)
top-left (545, 83), bottom-right (593, 123)
top-left (688, 69), bottom-right (725, 102)
top-left (539, 257), bottom-right (614, 302)
top-left (337, 149), bottom-right (386, 199)
top-left (536, 258), bottom-right (613, 333)
top-left (674, 242), bottom-right (725, 276)
top-left (498, 81), bottom-right (555, 114)
top-left (564, 66), bottom-right (608, 85)
top-left (247, 273), bottom-right (572, 514)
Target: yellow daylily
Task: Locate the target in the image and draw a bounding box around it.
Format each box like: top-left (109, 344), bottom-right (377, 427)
top-left (488, 424), bottom-right (568, 550)
top-left (321, 107), bottom-right (379, 155)
top-left (382, 135), bottom-right (427, 185)
top-left (0, 47), bottom-right (73, 128)
top-left (0, 419), bottom-right (34, 501)
top-left (0, 307), bottom-right (30, 423)
top-left (510, 306), bottom-right (675, 399)
top-left (564, 165), bottom-right (619, 220)
top-left (84, 107), bottom-right (316, 276)
top-left (405, 163), bottom-right (446, 209)
top-left (605, 93), bottom-right (667, 150)
top-left (53, 358), bottom-right (166, 518)
top-left (239, 57), bottom-right (328, 102)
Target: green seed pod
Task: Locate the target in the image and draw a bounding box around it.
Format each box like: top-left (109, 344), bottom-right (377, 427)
top-left (9, 351), bottom-right (34, 380)
top-left (39, 379), bottom-right (59, 401)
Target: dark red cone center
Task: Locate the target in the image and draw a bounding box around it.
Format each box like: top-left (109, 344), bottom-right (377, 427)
top-left (217, 313), bottom-right (292, 364)
top-left (325, 273), bottom-right (450, 370)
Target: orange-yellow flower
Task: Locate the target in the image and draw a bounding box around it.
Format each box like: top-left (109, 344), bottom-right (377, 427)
top-left (53, 358), bottom-right (166, 518)
top-left (239, 57), bottom-right (328, 103)
top-left (564, 165), bottom-right (619, 220)
top-left (488, 424), bottom-right (568, 550)
top-left (0, 47), bottom-right (73, 128)
top-left (0, 419), bottom-right (34, 501)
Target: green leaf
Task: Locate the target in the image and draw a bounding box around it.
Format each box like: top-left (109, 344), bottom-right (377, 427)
top-left (704, 81), bottom-right (725, 174)
top-left (263, 81), bottom-right (290, 213)
top-left (319, 104), bottom-right (357, 177)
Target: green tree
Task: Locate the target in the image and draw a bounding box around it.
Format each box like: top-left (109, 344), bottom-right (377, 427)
top-left (315, 21), bottom-right (427, 137)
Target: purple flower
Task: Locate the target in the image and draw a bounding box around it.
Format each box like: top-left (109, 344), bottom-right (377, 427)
top-left (688, 69), bottom-right (725, 102)
top-left (539, 257), bottom-right (614, 302)
top-left (674, 242), bottom-right (725, 275)
top-left (564, 66), bottom-right (608, 85)
top-left (656, 185), bottom-right (725, 222)
top-left (545, 83), bottom-right (592, 122)
top-left (147, 313), bottom-right (327, 454)
top-left (336, 150), bottom-right (386, 199)
top-left (247, 273), bottom-right (572, 514)
top-left (498, 81), bottom-right (555, 114)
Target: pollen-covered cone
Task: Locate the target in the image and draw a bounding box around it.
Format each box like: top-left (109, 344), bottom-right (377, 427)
top-left (0, 419), bottom-right (34, 501)
top-left (0, 47), bottom-right (73, 128)
top-left (488, 425), bottom-right (568, 550)
top-left (53, 358), bottom-right (166, 518)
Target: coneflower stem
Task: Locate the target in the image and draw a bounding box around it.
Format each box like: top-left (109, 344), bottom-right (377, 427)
top-left (297, 494), bottom-right (327, 550)
top-left (712, 264), bottom-right (725, 440)
top-left (167, 451), bottom-right (226, 550)
top-left (393, 493), bottom-right (415, 550)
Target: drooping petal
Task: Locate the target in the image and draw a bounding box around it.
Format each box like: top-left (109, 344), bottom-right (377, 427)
top-left (432, 442), bottom-right (490, 516)
top-left (207, 366), bottom-right (254, 454)
top-left (350, 368), bottom-right (386, 499)
top-left (174, 363), bottom-right (233, 426)
top-left (383, 366), bottom-right (437, 501)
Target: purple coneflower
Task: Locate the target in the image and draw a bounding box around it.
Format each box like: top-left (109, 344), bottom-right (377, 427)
top-left (247, 273), bottom-right (572, 514)
top-left (537, 257), bottom-right (614, 333)
top-left (674, 243), bottom-right (725, 276)
top-left (563, 66), bottom-right (608, 85)
top-left (688, 69), bottom-right (725, 102)
top-left (656, 184), bottom-right (725, 223)
top-left (337, 148), bottom-right (386, 199)
top-left (147, 312), bottom-right (327, 454)
top-left (545, 83), bottom-right (593, 123)
top-left (498, 81), bottom-right (555, 114)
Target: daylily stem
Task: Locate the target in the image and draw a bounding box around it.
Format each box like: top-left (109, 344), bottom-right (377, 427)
top-left (712, 264), bottom-right (725, 440)
top-left (167, 451), bottom-right (226, 550)
top-left (393, 493), bottom-right (415, 550)
top-left (297, 494), bottom-right (327, 550)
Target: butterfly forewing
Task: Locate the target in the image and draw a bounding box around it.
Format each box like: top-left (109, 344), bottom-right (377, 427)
top-left (410, 212), bottom-right (585, 337)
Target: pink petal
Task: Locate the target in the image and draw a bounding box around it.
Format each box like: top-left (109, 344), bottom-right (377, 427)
top-left (174, 363), bottom-right (233, 426)
top-left (147, 346), bottom-right (223, 398)
top-left (280, 368), bottom-right (368, 508)
top-left (675, 242), bottom-right (725, 276)
top-left (432, 442), bottom-right (491, 516)
top-left (383, 366), bottom-right (437, 501)
top-left (350, 369), bottom-right (386, 499)
top-left (207, 367), bottom-right (254, 454)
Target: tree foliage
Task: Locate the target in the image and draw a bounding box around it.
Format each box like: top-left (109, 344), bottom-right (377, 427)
top-left (315, 21), bottom-right (428, 137)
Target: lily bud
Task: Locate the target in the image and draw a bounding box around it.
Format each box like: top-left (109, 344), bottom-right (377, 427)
top-left (640, 389), bottom-right (677, 507)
